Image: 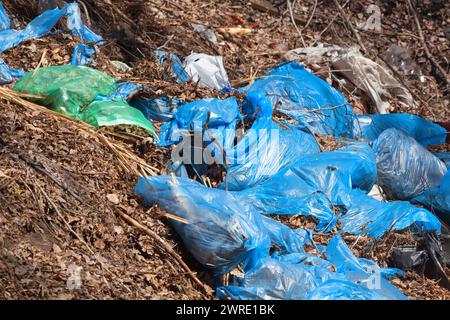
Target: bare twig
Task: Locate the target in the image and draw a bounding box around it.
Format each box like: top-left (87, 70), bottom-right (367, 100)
top-left (116, 210), bottom-right (213, 296)
top-left (406, 0), bottom-right (450, 86)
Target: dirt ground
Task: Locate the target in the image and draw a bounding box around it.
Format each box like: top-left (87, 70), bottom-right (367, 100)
top-left (0, 0), bottom-right (449, 300)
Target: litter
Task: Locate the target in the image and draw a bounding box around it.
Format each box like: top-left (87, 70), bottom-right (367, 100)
top-left (355, 114), bottom-right (447, 147)
top-left (13, 65), bottom-right (154, 134)
top-left (372, 128), bottom-right (447, 200)
top-left (192, 23), bottom-right (218, 45)
top-left (0, 2), bottom-right (103, 69)
top-left (184, 53), bottom-right (231, 91)
top-left (241, 62), bottom-right (356, 138)
top-left (0, 2), bottom-right (10, 31)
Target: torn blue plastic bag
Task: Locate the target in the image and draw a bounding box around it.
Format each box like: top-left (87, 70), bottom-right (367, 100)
top-left (156, 50), bottom-right (190, 84)
top-left (158, 97), bottom-right (242, 165)
top-left (435, 152), bottom-right (450, 169)
top-left (355, 114), bottom-right (447, 147)
top-left (222, 117), bottom-right (320, 191)
top-left (130, 96), bottom-right (181, 122)
top-left (0, 58), bottom-right (24, 84)
top-left (0, 2), bottom-right (103, 71)
top-left (0, 2), bottom-right (10, 31)
top-left (135, 175), bottom-right (314, 274)
top-left (373, 128), bottom-right (447, 200)
top-left (217, 236), bottom-right (407, 300)
top-left (96, 82), bottom-right (143, 102)
top-left (238, 141), bottom-right (440, 237)
top-left (241, 62), bottom-right (356, 138)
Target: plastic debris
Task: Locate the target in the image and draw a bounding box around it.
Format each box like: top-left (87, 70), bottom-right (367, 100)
top-left (0, 2), bottom-right (103, 71)
top-left (192, 23), bottom-right (218, 45)
top-left (242, 62), bottom-right (356, 138)
top-left (383, 44), bottom-right (423, 78)
top-left (0, 58), bottom-right (24, 84)
top-left (0, 2), bottom-right (10, 31)
top-left (80, 100), bottom-right (155, 133)
top-left (184, 53), bottom-right (230, 91)
top-left (435, 152), bottom-right (450, 169)
top-left (356, 114), bottom-right (447, 147)
top-left (156, 50), bottom-right (190, 84)
top-left (13, 65), bottom-right (154, 133)
top-left (223, 117), bottom-right (320, 191)
top-left (130, 96), bottom-right (181, 123)
top-left (373, 128), bottom-right (447, 200)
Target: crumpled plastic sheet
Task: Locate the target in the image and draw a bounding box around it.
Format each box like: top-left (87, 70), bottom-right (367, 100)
top-left (241, 62), bottom-right (356, 138)
top-left (96, 82), bottom-right (143, 102)
top-left (222, 117), bottom-right (320, 191)
top-left (0, 2), bottom-right (103, 78)
top-left (413, 171), bottom-right (450, 227)
top-left (184, 53), bottom-right (230, 91)
top-left (216, 236), bottom-right (406, 300)
top-left (156, 50), bottom-right (190, 84)
top-left (130, 96), bottom-right (181, 122)
top-left (355, 114), bottom-right (447, 147)
top-left (236, 141), bottom-right (440, 237)
top-left (435, 152), bottom-right (450, 169)
top-left (135, 175), bottom-right (310, 274)
top-left (158, 97), bottom-right (242, 163)
top-left (0, 2), bottom-right (10, 31)
top-left (0, 58), bottom-right (24, 84)
top-left (71, 43), bottom-right (96, 66)
top-left (373, 128), bottom-right (447, 200)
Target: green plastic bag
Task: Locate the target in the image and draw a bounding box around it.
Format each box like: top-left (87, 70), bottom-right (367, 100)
top-left (81, 100), bottom-right (155, 134)
top-left (14, 65), bottom-right (116, 117)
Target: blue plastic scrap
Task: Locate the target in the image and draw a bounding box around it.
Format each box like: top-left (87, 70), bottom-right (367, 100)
top-left (355, 114), bottom-right (447, 147)
top-left (373, 128), bottom-right (447, 200)
top-left (96, 82), bottom-right (143, 102)
top-left (0, 2), bottom-right (10, 31)
top-left (158, 97), bottom-right (242, 158)
top-left (222, 117), bottom-right (320, 191)
top-left (435, 152), bottom-right (450, 169)
top-left (156, 50), bottom-right (190, 84)
top-left (0, 58), bottom-right (25, 84)
top-left (0, 2), bottom-right (103, 73)
top-left (130, 96), bottom-right (181, 123)
top-left (241, 62), bottom-right (356, 138)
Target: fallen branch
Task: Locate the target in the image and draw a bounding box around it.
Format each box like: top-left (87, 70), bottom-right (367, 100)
top-left (116, 209), bottom-right (213, 296)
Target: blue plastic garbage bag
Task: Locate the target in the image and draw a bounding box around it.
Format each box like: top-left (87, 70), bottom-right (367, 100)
top-left (217, 236), bottom-right (407, 300)
top-left (159, 97), bottom-right (242, 158)
top-left (135, 175), bottom-right (271, 274)
top-left (71, 43), bottom-right (96, 66)
top-left (130, 96), bottom-right (181, 122)
top-left (0, 2), bottom-right (10, 31)
top-left (222, 117), bottom-right (320, 191)
top-left (435, 152), bottom-right (450, 169)
top-left (0, 58), bottom-right (24, 84)
top-left (355, 114), bottom-right (447, 147)
top-left (413, 171), bottom-right (450, 227)
top-left (96, 82), bottom-right (143, 102)
top-left (373, 128), bottom-right (447, 200)
top-left (156, 50), bottom-right (190, 84)
top-left (341, 189), bottom-right (441, 238)
top-left (241, 62), bottom-right (356, 138)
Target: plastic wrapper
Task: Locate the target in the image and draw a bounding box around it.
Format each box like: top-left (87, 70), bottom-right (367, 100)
top-left (413, 171), bottom-right (450, 227)
top-left (184, 53), bottom-right (230, 90)
top-left (156, 50), bottom-right (190, 83)
top-left (222, 117), bottom-right (320, 191)
top-left (80, 100), bottom-right (155, 133)
top-left (130, 96), bottom-right (181, 122)
top-left (373, 128), bottom-right (447, 200)
top-left (241, 62), bottom-right (356, 137)
top-left (14, 65), bottom-right (116, 117)
top-left (355, 114), bottom-right (447, 147)
top-left (0, 58), bottom-right (24, 84)
top-left (0, 2), bottom-right (10, 31)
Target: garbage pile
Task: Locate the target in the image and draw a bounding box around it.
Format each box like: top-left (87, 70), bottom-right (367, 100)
top-left (1, 1), bottom-right (449, 300)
